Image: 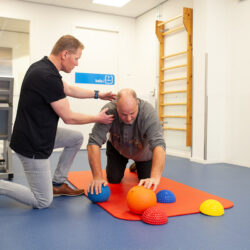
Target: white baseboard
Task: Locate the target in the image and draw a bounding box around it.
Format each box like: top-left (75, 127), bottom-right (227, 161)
top-left (190, 157), bottom-right (250, 168)
top-left (166, 148), bottom-right (191, 159)
top-left (190, 157), bottom-right (223, 165)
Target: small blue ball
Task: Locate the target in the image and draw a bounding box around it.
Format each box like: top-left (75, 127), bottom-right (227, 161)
top-left (87, 185), bottom-right (111, 203)
top-left (157, 189), bottom-right (176, 203)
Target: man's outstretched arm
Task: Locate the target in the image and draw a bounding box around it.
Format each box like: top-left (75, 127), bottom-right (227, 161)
top-left (139, 146), bottom-right (165, 191)
top-left (87, 144), bottom-right (108, 195)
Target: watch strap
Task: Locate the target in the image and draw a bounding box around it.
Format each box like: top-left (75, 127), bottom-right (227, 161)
top-left (94, 90), bottom-right (99, 99)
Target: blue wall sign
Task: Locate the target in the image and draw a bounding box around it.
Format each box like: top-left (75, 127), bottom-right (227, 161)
top-left (75, 72), bottom-right (115, 85)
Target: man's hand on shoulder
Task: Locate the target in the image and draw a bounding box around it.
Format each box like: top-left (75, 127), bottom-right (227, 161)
top-left (99, 91), bottom-right (117, 101)
top-left (96, 108), bottom-right (114, 124)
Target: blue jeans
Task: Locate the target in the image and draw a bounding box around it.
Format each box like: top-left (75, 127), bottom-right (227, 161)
top-left (0, 127), bottom-right (83, 209)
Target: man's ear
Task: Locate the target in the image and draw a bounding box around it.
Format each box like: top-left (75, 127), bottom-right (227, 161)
top-left (61, 50), bottom-right (68, 60)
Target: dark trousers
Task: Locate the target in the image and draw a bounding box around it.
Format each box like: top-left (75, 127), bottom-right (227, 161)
top-left (106, 141), bottom-right (152, 183)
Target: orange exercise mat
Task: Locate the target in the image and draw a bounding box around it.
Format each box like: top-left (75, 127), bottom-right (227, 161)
top-left (68, 169), bottom-right (234, 221)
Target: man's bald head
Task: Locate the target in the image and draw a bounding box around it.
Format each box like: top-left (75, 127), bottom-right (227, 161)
top-left (117, 89), bottom-right (137, 101)
top-left (116, 89), bottom-right (139, 125)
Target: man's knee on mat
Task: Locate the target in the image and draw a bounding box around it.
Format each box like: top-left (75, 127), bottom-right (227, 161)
top-left (107, 175), bottom-right (123, 184)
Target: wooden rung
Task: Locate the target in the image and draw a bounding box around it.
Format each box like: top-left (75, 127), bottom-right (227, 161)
top-left (162, 64), bottom-right (187, 71)
top-left (161, 90), bottom-right (187, 94)
top-left (163, 127), bottom-right (186, 131)
top-left (163, 25), bottom-right (185, 36)
top-left (161, 115), bottom-right (186, 118)
top-left (161, 76), bottom-right (187, 83)
top-left (162, 51), bottom-right (187, 59)
top-left (160, 102), bottom-right (187, 106)
top-left (157, 14), bottom-right (183, 27)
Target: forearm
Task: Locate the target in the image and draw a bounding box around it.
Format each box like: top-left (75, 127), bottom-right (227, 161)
top-left (62, 80), bottom-right (93, 98)
top-left (63, 81), bottom-right (116, 101)
top-left (87, 145), bottom-right (104, 179)
top-left (51, 98), bottom-right (113, 125)
top-left (150, 146), bottom-right (166, 179)
top-left (67, 85), bottom-right (95, 99)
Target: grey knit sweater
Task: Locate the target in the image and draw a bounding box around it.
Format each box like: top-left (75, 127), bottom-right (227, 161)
top-left (88, 99), bottom-right (166, 161)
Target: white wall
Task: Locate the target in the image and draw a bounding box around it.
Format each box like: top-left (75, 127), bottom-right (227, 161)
top-left (192, 0), bottom-right (228, 163)
top-left (191, 0), bottom-right (207, 163)
top-left (192, 0), bottom-right (250, 167)
top-left (135, 9), bottom-right (158, 107)
top-left (225, 0), bottom-right (250, 167)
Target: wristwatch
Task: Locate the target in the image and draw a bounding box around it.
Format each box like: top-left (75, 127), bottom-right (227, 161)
top-left (94, 90), bottom-right (99, 99)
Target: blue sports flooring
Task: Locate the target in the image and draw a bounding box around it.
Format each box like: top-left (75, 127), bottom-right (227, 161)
top-left (1, 150), bottom-right (250, 250)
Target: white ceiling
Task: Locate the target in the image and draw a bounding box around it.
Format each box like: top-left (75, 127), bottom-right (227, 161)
top-left (18, 0), bottom-right (167, 18)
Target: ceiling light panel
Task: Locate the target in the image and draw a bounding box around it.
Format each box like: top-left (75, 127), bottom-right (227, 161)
top-left (93, 0), bottom-right (131, 8)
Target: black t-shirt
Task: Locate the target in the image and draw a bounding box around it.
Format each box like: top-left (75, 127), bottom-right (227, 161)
top-left (10, 56), bottom-right (66, 159)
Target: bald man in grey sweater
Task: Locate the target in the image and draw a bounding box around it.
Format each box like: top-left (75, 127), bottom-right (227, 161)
top-left (87, 88), bottom-right (166, 195)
